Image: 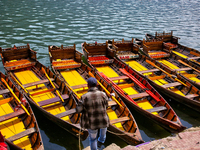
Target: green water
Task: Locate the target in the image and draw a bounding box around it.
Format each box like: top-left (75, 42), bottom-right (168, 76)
top-left (0, 0), bottom-right (200, 149)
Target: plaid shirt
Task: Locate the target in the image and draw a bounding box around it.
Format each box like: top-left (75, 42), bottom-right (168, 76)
top-left (76, 87), bottom-right (109, 130)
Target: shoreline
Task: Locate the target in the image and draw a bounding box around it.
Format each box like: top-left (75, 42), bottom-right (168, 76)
top-left (84, 127), bottom-right (200, 150)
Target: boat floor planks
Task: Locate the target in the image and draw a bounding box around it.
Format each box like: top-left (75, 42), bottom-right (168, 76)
top-left (0, 103), bottom-right (32, 149)
top-left (61, 67), bottom-right (126, 130)
top-left (0, 71), bottom-right (44, 150)
top-left (95, 65), bottom-right (157, 115)
top-left (14, 70), bottom-right (70, 122)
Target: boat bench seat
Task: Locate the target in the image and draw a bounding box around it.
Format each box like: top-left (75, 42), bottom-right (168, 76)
top-left (71, 84), bottom-right (87, 89)
top-left (0, 89), bottom-right (10, 95)
top-left (38, 94), bottom-right (69, 106)
top-left (148, 75), bottom-right (166, 80)
top-left (7, 127), bottom-right (36, 142)
top-left (139, 69), bottom-right (160, 74)
top-left (55, 101), bottom-right (118, 118)
top-left (146, 106), bottom-right (167, 113)
top-left (187, 56), bottom-right (200, 60)
top-left (185, 94), bottom-right (199, 99)
top-left (174, 67), bottom-right (192, 72)
top-left (161, 82), bottom-right (182, 88)
top-left (108, 100), bottom-right (117, 107)
top-left (129, 92), bottom-right (149, 99)
top-left (23, 78), bottom-right (54, 88)
top-left (0, 108), bottom-right (25, 122)
top-left (0, 97), bottom-right (13, 105)
top-left (109, 76), bottom-right (129, 81)
top-left (110, 116), bottom-right (130, 124)
top-left (55, 108), bottom-right (76, 118)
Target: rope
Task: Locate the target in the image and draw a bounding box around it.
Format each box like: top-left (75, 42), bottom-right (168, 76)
top-left (79, 127), bottom-right (82, 150)
top-left (107, 129), bottom-right (136, 136)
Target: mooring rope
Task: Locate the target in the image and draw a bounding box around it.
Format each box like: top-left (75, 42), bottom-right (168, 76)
top-left (79, 128), bottom-right (82, 150)
top-left (107, 129), bottom-right (136, 136)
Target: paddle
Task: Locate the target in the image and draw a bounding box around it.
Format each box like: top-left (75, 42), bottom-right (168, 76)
top-left (88, 71), bottom-right (123, 107)
top-left (1, 78), bottom-right (30, 116)
top-left (119, 68), bottom-right (161, 102)
top-left (145, 59), bottom-right (187, 86)
top-left (10, 74), bottom-right (40, 106)
top-left (41, 67), bottom-right (64, 102)
top-left (98, 72), bottom-right (138, 105)
top-left (178, 60), bottom-right (200, 74)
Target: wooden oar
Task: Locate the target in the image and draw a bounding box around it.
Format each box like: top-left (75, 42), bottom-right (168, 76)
top-left (41, 67), bottom-right (64, 102)
top-left (10, 74), bottom-right (40, 106)
top-left (120, 68), bottom-right (161, 102)
top-left (98, 72), bottom-right (138, 105)
top-left (88, 71), bottom-right (123, 107)
top-left (146, 59), bottom-right (187, 86)
top-left (1, 78), bottom-right (30, 116)
top-left (178, 60), bottom-right (200, 74)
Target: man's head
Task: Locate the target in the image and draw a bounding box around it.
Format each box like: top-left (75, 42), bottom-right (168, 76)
top-left (87, 77), bottom-right (97, 87)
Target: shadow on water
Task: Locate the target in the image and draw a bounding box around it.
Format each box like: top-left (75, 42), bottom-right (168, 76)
top-left (31, 93), bottom-right (200, 150)
top-left (32, 106), bottom-right (80, 150)
top-left (32, 105), bottom-right (128, 150)
top-left (129, 108), bottom-right (171, 143)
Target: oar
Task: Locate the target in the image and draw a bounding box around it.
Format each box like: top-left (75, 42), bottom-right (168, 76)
top-left (88, 71), bottom-right (123, 107)
top-left (146, 59), bottom-right (187, 86)
top-left (41, 67), bottom-right (64, 102)
top-left (1, 78), bottom-right (30, 116)
top-left (10, 74), bottom-right (40, 106)
top-left (98, 72), bottom-right (138, 105)
top-left (119, 68), bottom-right (161, 102)
top-left (178, 60), bottom-right (200, 74)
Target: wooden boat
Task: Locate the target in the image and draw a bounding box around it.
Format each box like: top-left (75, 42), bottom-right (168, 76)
top-left (0, 71), bottom-right (44, 150)
top-left (48, 44), bottom-right (144, 145)
top-left (154, 52), bottom-right (200, 89)
top-left (0, 44), bottom-right (88, 141)
top-left (138, 38), bottom-right (200, 89)
top-left (109, 39), bottom-right (200, 113)
top-left (82, 41), bottom-right (186, 133)
top-left (145, 31), bottom-right (200, 66)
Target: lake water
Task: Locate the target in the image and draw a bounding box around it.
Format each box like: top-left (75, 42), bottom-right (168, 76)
top-left (0, 0), bottom-right (200, 149)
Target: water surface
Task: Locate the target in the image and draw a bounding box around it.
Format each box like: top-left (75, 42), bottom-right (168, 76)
top-left (0, 0), bottom-right (200, 149)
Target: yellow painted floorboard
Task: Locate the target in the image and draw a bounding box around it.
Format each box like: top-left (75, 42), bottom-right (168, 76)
top-left (14, 70), bottom-right (70, 122)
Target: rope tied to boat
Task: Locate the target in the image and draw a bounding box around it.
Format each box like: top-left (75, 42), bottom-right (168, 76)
top-left (107, 129), bottom-right (136, 136)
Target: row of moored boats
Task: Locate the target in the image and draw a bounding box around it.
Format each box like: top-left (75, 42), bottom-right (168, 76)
top-left (0, 31), bottom-right (200, 149)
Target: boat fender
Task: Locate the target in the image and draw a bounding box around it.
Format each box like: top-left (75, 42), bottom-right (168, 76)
top-left (21, 98), bottom-right (28, 106)
top-left (14, 105), bottom-right (21, 111)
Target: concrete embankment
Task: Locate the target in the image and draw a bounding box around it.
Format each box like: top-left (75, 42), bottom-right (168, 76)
top-left (102, 127), bottom-right (200, 150)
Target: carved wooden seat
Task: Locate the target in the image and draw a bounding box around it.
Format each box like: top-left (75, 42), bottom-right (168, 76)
top-left (146, 106), bottom-right (167, 113)
top-left (173, 67), bottom-right (192, 72)
top-left (139, 69), bottom-right (160, 74)
top-left (0, 89), bottom-right (10, 95)
top-left (38, 94), bottom-right (69, 107)
top-left (129, 92), bottom-right (149, 99)
top-left (7, 127), bottom-right (36, 142)
top-left (110, 116), bottom-right (130, 124)
top-left (161, 82), bottom-right (182, 88)
top-left (23, 78), bottom-right (54, 88)
top-left (0, 108), bottom-right (25, 122)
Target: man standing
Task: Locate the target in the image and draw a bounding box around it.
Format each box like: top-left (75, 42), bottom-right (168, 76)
top-left (76, 77), bottom-right (109, 150)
